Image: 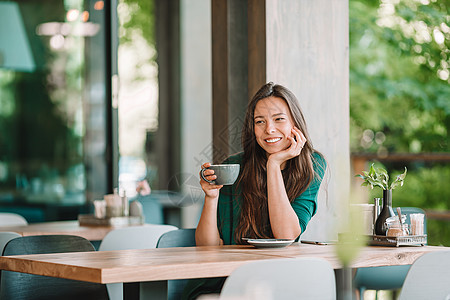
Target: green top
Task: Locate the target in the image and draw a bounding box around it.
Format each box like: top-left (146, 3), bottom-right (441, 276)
top-left (217, 151), bottom-right (326, 244)
top-left (182, 152), bottom-right (327, 299)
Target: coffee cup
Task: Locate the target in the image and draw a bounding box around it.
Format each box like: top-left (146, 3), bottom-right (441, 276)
top-left (201, 164), bottom-right (240, 185)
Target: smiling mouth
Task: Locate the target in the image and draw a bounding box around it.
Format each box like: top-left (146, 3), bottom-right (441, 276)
top-left (265, 137), bottom-right (282, 143)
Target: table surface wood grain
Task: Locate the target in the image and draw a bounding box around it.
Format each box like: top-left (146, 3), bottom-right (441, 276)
top-left (0, 220), bottom-right (146, 241)
top-left (0, 243), bottom-right (447, 284)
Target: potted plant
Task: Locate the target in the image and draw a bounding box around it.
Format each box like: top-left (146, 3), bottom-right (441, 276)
top-left (356, 164), bottom-right (407, 235)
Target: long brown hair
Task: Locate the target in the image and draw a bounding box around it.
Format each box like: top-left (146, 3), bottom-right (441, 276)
top-left (235, 82), bottom-right (320, 243)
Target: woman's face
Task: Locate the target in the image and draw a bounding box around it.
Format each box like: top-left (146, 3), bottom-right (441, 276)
top-left (253, 96), bottom-right (295, 155)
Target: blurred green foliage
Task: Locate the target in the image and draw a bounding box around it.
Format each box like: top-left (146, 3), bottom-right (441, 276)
top-left (119, 0), bottom-right (154, 51)
top-left (350, 0), bottom-right (449, 154)
top-left (350, 0), bottom-right (450, 246)
top-left (117, 0), bottom-right (155, 84)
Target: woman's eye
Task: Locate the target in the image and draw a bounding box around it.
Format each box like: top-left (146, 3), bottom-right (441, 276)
top-left (255, 120), bottom-right (264, 125)
top-left (275, 117), bottom-right (285, 121)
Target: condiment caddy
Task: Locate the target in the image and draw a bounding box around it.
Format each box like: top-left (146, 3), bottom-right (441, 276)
top-left (78, 214), bottom-right (144, 226)
top-left (78, 188), bottom-right (144, 226)
top-left (367, 234), bottom-right (427, 247)
top-left (368, 199), bottom-right (427, 247)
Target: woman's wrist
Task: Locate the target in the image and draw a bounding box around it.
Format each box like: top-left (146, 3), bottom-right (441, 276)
top-left (204, 195), bottom-right (219, 205)
top-left (267, 158), bottom-right (282, 170)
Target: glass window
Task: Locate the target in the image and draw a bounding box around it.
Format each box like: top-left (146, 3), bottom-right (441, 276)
top-left (0, 0), bottom-right (110, 222)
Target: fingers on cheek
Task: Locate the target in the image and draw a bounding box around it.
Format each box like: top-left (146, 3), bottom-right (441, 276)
top-left (300, 133), bottom-right (307, 143)
top-left (299, 133), bottom-right (305, 143)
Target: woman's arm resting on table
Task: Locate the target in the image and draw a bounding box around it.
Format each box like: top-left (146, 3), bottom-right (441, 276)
top-left (266, 161), bottom-right (302, 239)
top-left (195, 195), bottom-right (223, 246)
top-left (265, 128), bottom-right (304, 239)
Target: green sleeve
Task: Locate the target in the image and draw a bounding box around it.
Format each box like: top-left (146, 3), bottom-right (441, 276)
top-left (217, 184), bottom-right (234, 245)
top-left (291, 153), bottom-right (327, 234)
top-left (217, 153), bottom-right (243, 245)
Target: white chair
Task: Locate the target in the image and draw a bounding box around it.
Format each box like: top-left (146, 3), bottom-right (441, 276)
top-left (397, 250), bottom-right (450, 300)
top-left (98, 224), bottom-right (178, 300)
top-left (0, 232), bottom-right (21, 255)
top-left (220, 257), bottom-right (336, 300)
top-left (0, 213), bottom-right (28, 226)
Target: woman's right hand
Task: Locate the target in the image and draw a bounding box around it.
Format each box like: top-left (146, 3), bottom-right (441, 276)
top-left (196, 162), bottom-right (224, 246)
top-left (199, 162), bottom-right (223, 199)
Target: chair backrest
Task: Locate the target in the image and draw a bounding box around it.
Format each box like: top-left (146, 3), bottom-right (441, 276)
top-left (398, 251), bottom-right (450, 300)
top-left (99, 224), bottom-right (178, 251)
top-left (220, 257), bottom-right (336, 300)
top-left (98, 224), bottom-right (177, 300)
top-left (0, 232), bottom-right (21, 255)
top-left (138, 195), bottom-right (164, 224)
top-left (0, 212), bottom-right (28, 226)
top-left (156, 228), bottom-right (196, 248)
top-left (156, 228), bottom-right (196, 300)
top-left (0, 235), bottom-right (108, 300)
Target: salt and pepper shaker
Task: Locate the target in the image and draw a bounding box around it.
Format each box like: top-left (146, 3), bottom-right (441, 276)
top-left (129, 198), bottom-right (143, 218)
top-left (396, 207), bottom-right (403, 226)
top-left (121, 190), bottom-right (129, 217)
top-left (373, 198), bottom-right (381, 234)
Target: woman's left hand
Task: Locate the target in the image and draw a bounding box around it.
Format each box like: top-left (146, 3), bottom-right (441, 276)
top-left (268, 127), bottom-right (306, 167)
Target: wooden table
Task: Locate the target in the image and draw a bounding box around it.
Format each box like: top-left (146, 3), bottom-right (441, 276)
top-left (0, 243), bottom-right (447, 299)
top-left (0, 220), bottom-right (145, 241)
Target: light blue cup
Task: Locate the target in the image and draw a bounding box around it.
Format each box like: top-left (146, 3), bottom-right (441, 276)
top-left (201, 164), bottom-right (240, 185)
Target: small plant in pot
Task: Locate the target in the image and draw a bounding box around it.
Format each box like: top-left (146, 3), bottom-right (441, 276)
top-left (356, 163), bottom-right (407, 235)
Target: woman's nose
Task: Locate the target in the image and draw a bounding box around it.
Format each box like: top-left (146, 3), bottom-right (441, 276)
top-left (265, 122), bottom-right (276, 133)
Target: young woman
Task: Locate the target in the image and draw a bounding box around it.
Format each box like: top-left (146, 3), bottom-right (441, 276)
top-left (183, 82), bottom-right (327, 299)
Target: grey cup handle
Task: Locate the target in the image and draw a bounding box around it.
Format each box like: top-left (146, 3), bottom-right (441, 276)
top-left (200, 168), bottom-right (214, 183)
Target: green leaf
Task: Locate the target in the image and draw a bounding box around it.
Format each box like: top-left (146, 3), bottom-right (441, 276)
top-left (368, 164), bottom-right (376, 176)
top-left (356, 164), bottom-right (407, 191)
top-left (388, 167), bottom-right (408, 190)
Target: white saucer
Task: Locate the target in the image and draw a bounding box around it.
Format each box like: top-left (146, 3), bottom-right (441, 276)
top-left (243, 238), bottom-right (295, 248)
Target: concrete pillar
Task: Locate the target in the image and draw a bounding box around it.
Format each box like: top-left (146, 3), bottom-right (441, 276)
top-left (264, 0), bottom-right (349, 240)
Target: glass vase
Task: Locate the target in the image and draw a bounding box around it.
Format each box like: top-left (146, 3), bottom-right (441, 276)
top-left (374, 189), bottom-right (395, 235)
